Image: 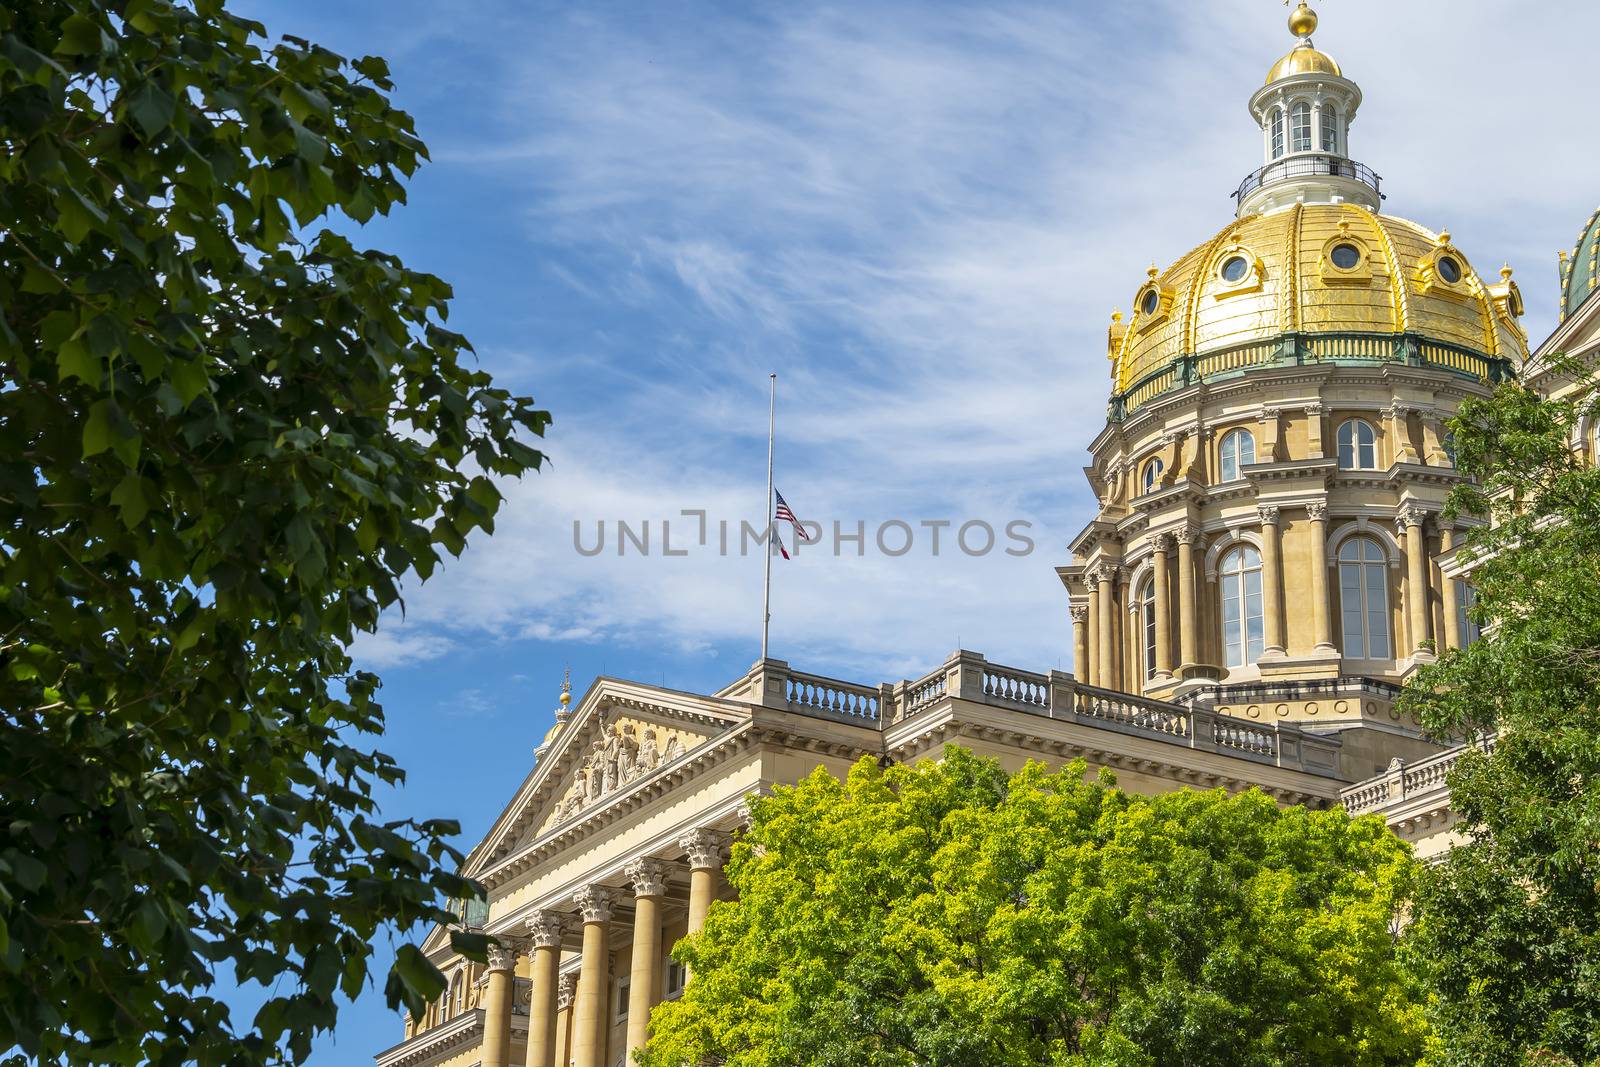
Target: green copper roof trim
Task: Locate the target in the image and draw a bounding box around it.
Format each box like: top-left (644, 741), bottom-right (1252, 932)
top-left (1562, 205), bottom-right (1600, 321)
top-left (1109, 331), bottom-right (1515, 421)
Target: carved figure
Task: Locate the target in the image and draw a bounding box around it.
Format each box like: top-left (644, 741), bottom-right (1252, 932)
top-left (664, 734), bottom-right (685, 762)
top-left (637, 727), bottom-right (660, 773)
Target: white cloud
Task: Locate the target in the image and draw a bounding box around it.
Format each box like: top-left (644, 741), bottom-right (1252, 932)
top-left (368, 0), bottom-right (1600, 685)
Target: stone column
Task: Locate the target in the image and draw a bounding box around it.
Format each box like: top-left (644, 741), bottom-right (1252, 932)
top-left (482, 938), bottom-right (518, 1067)
top-left (1439, 522), bottom-right (1461, 650)
top-left (1084, 585), bottom-right (1100, 686)
top-left (1421, 408), bottom-right (1450, 465)
top-left (1152, 533), bottom-right (1174, 680)
top-left (523, 912), bottom-right (567, 1067)
top-left (680, 829), bottom-right (728, 937)
top-left (1388, 401), bottom-right (1419, 464)
top-left (1094, 564), bottom-right (1116, 687)
top-left (1070, 605), bottom-right (1090, 682)
top-left (1117, 569), bottom-right (1133, 689)
top-left (1401, 505), bottom-right (1431, 655)
top-left (624, 860), bottom-right (668, 1066)
top-left (553, 974), bottom-right (576, 1067)
top-left (571, 886), bottom-right (614, 1067)
top-left (1176, 523), bottom-right (1200, 674)
top-left (1306, 503), bottom-right (1335, 652)
top-left (1258, 506), bottom-right (1286, 656)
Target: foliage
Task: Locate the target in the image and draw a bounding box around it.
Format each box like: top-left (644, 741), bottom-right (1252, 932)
top-left (0, 0), bottom-right (548, 1062)
top-left (641, 748), bottom-right (1425, 1067)
top-left (1401, 358), bottom-right (1600, 1066)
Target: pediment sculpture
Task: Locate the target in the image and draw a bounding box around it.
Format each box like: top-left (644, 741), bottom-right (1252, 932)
top-left (552, 722), bottom-right (688, 825)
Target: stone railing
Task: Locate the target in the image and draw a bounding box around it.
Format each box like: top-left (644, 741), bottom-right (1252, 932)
top-left (1340, 736), bottom-right (1495, 816)
top-left (783, 669), bottom-right (884, 724)
top-left (741, 652), bottom-right (1340, 778)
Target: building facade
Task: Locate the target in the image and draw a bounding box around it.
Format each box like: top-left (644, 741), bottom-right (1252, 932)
top-left (372, 6), bottom-right (1572, 1066)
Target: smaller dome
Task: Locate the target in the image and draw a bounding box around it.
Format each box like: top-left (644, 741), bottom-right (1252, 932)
top-left (1265, 43), bottom-right (1342, 85)
top-left (1561, 206), bottom-right (1600, 320)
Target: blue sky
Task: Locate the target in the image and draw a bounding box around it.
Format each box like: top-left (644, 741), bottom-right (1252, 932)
top-left (221, 0), bottom-right (1600, 1060)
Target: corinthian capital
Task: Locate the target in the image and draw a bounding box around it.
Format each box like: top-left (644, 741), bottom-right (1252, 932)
top-left (485, 937), bottom-right (518, 972)
top-left (626, 857), bottom-right (669, 898)
top-left (557, 972), bottom-right (577, 1011)
top-left (524, 910), bottom-right (568, 949)
top-left (1089, 562), bottom-right (1120, 585)
top-left (1152, 531), bottom-right (1175, 553)
top-left (573, 885), bottom-right (614, 924)
top-left (1257, 505), bottom-right (1281, 526)
top-left (1398, 504), bottom-right (1429, 529)
top-left (1069, 604), bottom-right (1089, 624)
top-left (678, 828), bottom-right (730, 872)
top-left (1306, 502), bottom-right (1329, 523)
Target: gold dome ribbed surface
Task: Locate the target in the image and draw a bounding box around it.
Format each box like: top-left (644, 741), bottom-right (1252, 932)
top-left (1265, 45), bottom-right (1342, 84)
top-left (1111, 204), bottom-right (1529, 393)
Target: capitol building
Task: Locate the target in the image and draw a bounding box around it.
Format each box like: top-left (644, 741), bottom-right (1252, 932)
top-left (374, 5), bottom-right (1600, 1067)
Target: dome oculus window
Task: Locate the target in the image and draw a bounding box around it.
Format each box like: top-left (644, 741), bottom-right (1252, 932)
top-left (1330, 243), bottom-right (1362, 270)
top-left (1220, 256), bottom-right (1250, 283)
top-left (1140, 289), bottom-right (1160, 316)
top-left (1437, 255), bottom-right (1463, 284)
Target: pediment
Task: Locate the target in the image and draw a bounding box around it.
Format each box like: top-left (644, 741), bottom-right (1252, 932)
top-left (462, 677), bottom-right (749, 879)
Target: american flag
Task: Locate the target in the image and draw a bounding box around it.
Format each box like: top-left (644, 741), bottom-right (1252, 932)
top-left (774, 489), bottom-right (813, 542)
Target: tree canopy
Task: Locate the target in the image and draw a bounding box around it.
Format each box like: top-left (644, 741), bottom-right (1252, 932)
top-left (642, 748), bottom-right (1425, 1067)
top-left (1401, 362), bottom-right (1600, 1065)
top-left (0, 0), bottom-right (546, 1062)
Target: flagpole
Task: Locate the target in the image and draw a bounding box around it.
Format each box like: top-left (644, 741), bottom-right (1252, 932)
top-left (761, 373), bottom-right (776, 662)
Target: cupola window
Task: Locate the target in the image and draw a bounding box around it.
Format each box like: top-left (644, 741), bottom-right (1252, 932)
top-left (1437, 256), bottom-right (1463, 284)
top-left (1142, 457), bottom-right (1165, 493)
top-left (1270, 106), bottom-right (1285, 159)
top-left (1220, 256), bottom-right (1250, 283)
top-left (1338, 537), bottom-right (1391, 659)
top-left (1321, 105), bottom-right (1340, 153)
top-left (1290, 102), bottom-right (1312, 153)
top-left (1337, 418), bottom-right (1378, 470)
top-left (1140, 288), bottom-right (1160, 316)
top-left (1219, 545), bottom-right (1264, 668)
top-left (1219, 428), bottom-right (1256, 482)
top-left (1330, 243), bottom-right (1362, 270)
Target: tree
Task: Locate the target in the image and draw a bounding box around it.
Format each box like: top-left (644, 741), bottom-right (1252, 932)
top-left (641, 748), bottom-right (1426, 1067)
top-left (0, 1), bottom-right (547, 1062)
top-left (1400, 362), bottom-right (1600, 1066)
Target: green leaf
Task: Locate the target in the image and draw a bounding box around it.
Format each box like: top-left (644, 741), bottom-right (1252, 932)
top-left (55, 336), bottom-right (100, 386)
top-left (390, 944), bottom-right (446, 1003)
top-left (110, 472), bottom-right (150, 528)
top-left (125, 81), bottom-right (176, 139)
top-left (54, 13), bottom-right (107, 56)
top-left (81, 398), bottom-right (134, 459)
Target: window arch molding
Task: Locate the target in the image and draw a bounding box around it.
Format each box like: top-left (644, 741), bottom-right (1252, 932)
top-left (1218, 427), bottom-right (1257, 482)
top-left (1203, 527), bottom-right (1266, 581)
top-left (1337, 417), bottom-right (1380, 470)
top-left (1324, 518), bottom-right (1403, 569)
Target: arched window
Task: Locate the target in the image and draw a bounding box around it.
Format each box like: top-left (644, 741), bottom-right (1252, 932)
top-left (1456, 582), bottom-right (1481, 647)
top-left (1219, 545), bottom-right (1264, 668)
top-left (1270, 106), bottom-right (1285, 159)
top-left (1321, 105), bottom-right (1340, 153)
top-left (1338, 419), bottom-right (1378, 470)
top-left (1143, 457), bottom-right (1164, 493)
top-left (1139, 578), bottom-right (1158, 680)
top-left (1290, 102), bottom-right (1312, 153)
top-left (1338, 537), bottom-right (1391, 659)
top-left (1219, 428), bottom-right (1256, 482)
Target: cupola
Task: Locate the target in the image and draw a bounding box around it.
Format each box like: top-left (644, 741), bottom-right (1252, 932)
top-left (1238, 3), bottom-right (1378, 218)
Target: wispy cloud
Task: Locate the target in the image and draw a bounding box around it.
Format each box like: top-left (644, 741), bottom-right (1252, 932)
top-left (349, 0), bottom-right (1600, 684)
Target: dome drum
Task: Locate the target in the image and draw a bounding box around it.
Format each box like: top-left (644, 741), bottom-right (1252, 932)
top-left (1233, 155), bottom-right (1381, 213)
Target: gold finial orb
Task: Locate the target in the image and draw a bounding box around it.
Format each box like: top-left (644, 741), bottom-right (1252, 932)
top-left (559, 665), bottom-right (572, 705)
top-left (1288, 1), bottom-right (1318, 40)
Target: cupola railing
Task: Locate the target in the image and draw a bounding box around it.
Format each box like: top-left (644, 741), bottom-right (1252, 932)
top-left (1109, 331), bottom-right (1516, 422)
top-left (1232, 153), bottom-right (1382, 205)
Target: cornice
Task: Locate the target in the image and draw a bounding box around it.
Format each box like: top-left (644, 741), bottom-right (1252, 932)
top-left (375, 1010), bottom-right (483, 1067)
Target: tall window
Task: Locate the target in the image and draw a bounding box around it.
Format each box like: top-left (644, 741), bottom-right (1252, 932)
top-left (1219, 428), bottom-right (1256, 482)
top-left (1291, 102), bottom-right (1312, 153)
top-left (1456, 581), bottom-right (1481, 647)
top-left (1338, 418), bottom-right (1378, 470)
top-left (1270, 106), bottom-right (1285, 159)
top-left (1321, 105), bottom-right (1340, 153)
top-left (1143, 457), bottom-right (1164, 493)
top-left (1219, 545), bottom-right (1264, 668)
top-left (1139, 577), bottom-right (1158, 680)
top-left (1339, 537), bottom-right (1391, 659)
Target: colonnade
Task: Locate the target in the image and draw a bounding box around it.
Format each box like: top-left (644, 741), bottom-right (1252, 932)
top-left (1071, 504), bottom-right (1462, 690)
top-left (476, 827), bottom-right (730, 1067)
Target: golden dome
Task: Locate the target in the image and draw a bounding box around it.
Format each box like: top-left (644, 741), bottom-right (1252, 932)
top-left (1265, 43), bottom-right (1342, 85)
top-left (1110, 204), bottom-right (1528, 399)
